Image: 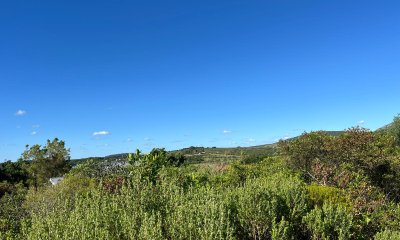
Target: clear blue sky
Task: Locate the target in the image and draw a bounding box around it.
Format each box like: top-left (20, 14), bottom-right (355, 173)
top-left (1, 0), bottom-right (400, 161)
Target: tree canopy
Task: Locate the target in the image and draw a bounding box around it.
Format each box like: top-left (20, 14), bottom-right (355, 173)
top-left (20, 138), bottom-right (71, 188)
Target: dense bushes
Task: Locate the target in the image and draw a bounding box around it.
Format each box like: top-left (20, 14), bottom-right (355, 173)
top-left (0, 183), bottom-right (27, 237)
top-left (3, 149), bottom-right (399, 239)
top-left (21, 179), bottom-right (234, 239)
top-left (2, 115), bottom-right (400, 239)
top-left (9, 159), bottom-right (314, 240)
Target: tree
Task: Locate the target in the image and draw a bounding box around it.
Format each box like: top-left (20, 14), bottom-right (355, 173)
top-left (0, 161), bottom-right (28, 184)
top-left (278, 131), bottom-right (333, 181)
top-left (21, 138), bottom-right (70, 188)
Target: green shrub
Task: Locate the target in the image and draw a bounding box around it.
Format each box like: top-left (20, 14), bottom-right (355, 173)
top-left (223, 162), bottom-right (249, 186)
top-left (376, 203), bottom-right (400, 232)
top-left (374, 230), bottom-right (400, 240)
top-left (303, 202), bottom-right (353, 240)
top-left (23, 175), bottom-right (96, 216)
top-left (0, 183), bottom-right (27, 237)
top-left (255, 172), bottom-right (310, 239)
top-left (234, 178), bottom-right (288, 239)
top-left (307, 184), bottom-right (349, 208)
top-left (164, 186), bottom-right (235, 240)
top-left (21, 176), bottom-right (235, 240)
top-left (271, 217), bottom-right (293, 240)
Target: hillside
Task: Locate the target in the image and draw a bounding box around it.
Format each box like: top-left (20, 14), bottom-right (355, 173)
top-left (71, 130), bottom-right (350, 165)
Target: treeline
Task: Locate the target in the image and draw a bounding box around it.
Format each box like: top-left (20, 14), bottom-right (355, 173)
top-left (0, 115), bottom-right (400, 239)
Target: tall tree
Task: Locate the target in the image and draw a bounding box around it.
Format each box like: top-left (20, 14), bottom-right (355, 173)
top-left (21, 138), bottom-right (70, 188)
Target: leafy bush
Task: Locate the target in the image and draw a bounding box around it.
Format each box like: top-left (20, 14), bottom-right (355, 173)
top-left (23, 174), bottom-right (96, 216)
top-left (303, 202), bottom-right (353, 240)
top-left (374, 230), bottom-right (400, 240)
top-left (0, 183), bottom-right (27, 237)
top-left (271, 217), bottom-right (293, 240)
top-left (164, 186), bottom-right (235, 240)
top-left (21, 176), bottom-right (235, 240)
top-left (128, 148), bottom-right (185, 184)
top-left (235, 181), bottom-right (286, 239)
top-left (376, 203), bottom-right (400, 232)
top-left (307, 184), bottom-right (349, 208)
top-left (232, 173), bottom-right (309, 239)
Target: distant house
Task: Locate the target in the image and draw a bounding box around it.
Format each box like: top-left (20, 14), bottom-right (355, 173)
top-left (49, 177), bottom-right (64, 186)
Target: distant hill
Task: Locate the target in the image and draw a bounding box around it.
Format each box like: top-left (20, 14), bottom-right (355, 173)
top-left (72, 123), bottom-right (400, 166)
top-left (70, 131), bottom-right (350, 165)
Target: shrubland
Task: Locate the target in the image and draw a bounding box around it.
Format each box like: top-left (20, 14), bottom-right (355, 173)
top-left (1, 115), bottom-right (400, 239)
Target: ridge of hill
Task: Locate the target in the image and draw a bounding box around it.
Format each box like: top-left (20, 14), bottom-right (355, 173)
top-left (71, 130), bottom-right (352, 165)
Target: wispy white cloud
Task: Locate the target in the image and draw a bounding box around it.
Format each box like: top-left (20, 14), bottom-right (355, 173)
top-left (31, 131), bottom-right (37, 135)
top-left (126, 138), bottom-right (133, 142)
top-left (223, 130), bottom-right (232, 134)
top-left (358, 120), bottom-right (365, 125)
top-left (15, 110), bottom-right (27, 116)
top-left (93, 131), bottom-right (111, 136)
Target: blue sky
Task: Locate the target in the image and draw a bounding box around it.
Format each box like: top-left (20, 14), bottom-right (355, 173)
top-left (1, 0), bottom-right (400, 161)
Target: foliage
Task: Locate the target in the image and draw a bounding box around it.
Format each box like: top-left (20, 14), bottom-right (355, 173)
top-left (12, 167), bottom-right (313, 240)
top-left (279, 127), bottom-right (400, 201)
top-left (20, 177), bottom-right (235, 240)
top-left (379, 114), bottom-right (400, 146)
top-left (271, 217), bottom-right (293, 240)
top-left (0, 161), bottom-right (28, 185)
top-left (307, 185), bottom-right (349, 208)
top-left (278, 131), bottom-right (333, 178)
top-left (23, 174), bottom-right (96, 217)
top-left (235, 180), bottom-right (286, 239)
top-left (223, 162), bottom-right (250, 186)
top-left (303, 202), bottom-right (354, 240)
top-left (374, 230), bottom-right (400, 240)
top-left (128, 148), bottom-right (185, 183)
top-left (0, 183), bottom-right (27, 237)
top-left (164, 185), bottom-right (235, 240)
top-left (20, 138), bottom-right (71, 188)
top-left (376, 203), bottom-right (400, 232)
top-left (2, 115), bottom-right (400, 240)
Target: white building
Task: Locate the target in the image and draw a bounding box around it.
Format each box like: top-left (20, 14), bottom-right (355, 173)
top-left (49, 177), bottom-right (64, 186)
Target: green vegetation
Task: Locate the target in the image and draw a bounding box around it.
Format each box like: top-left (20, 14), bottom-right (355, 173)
top-left (1, 115), bottom-right (400, 239)
top-left (21, 138), bottom-right (71, 189)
